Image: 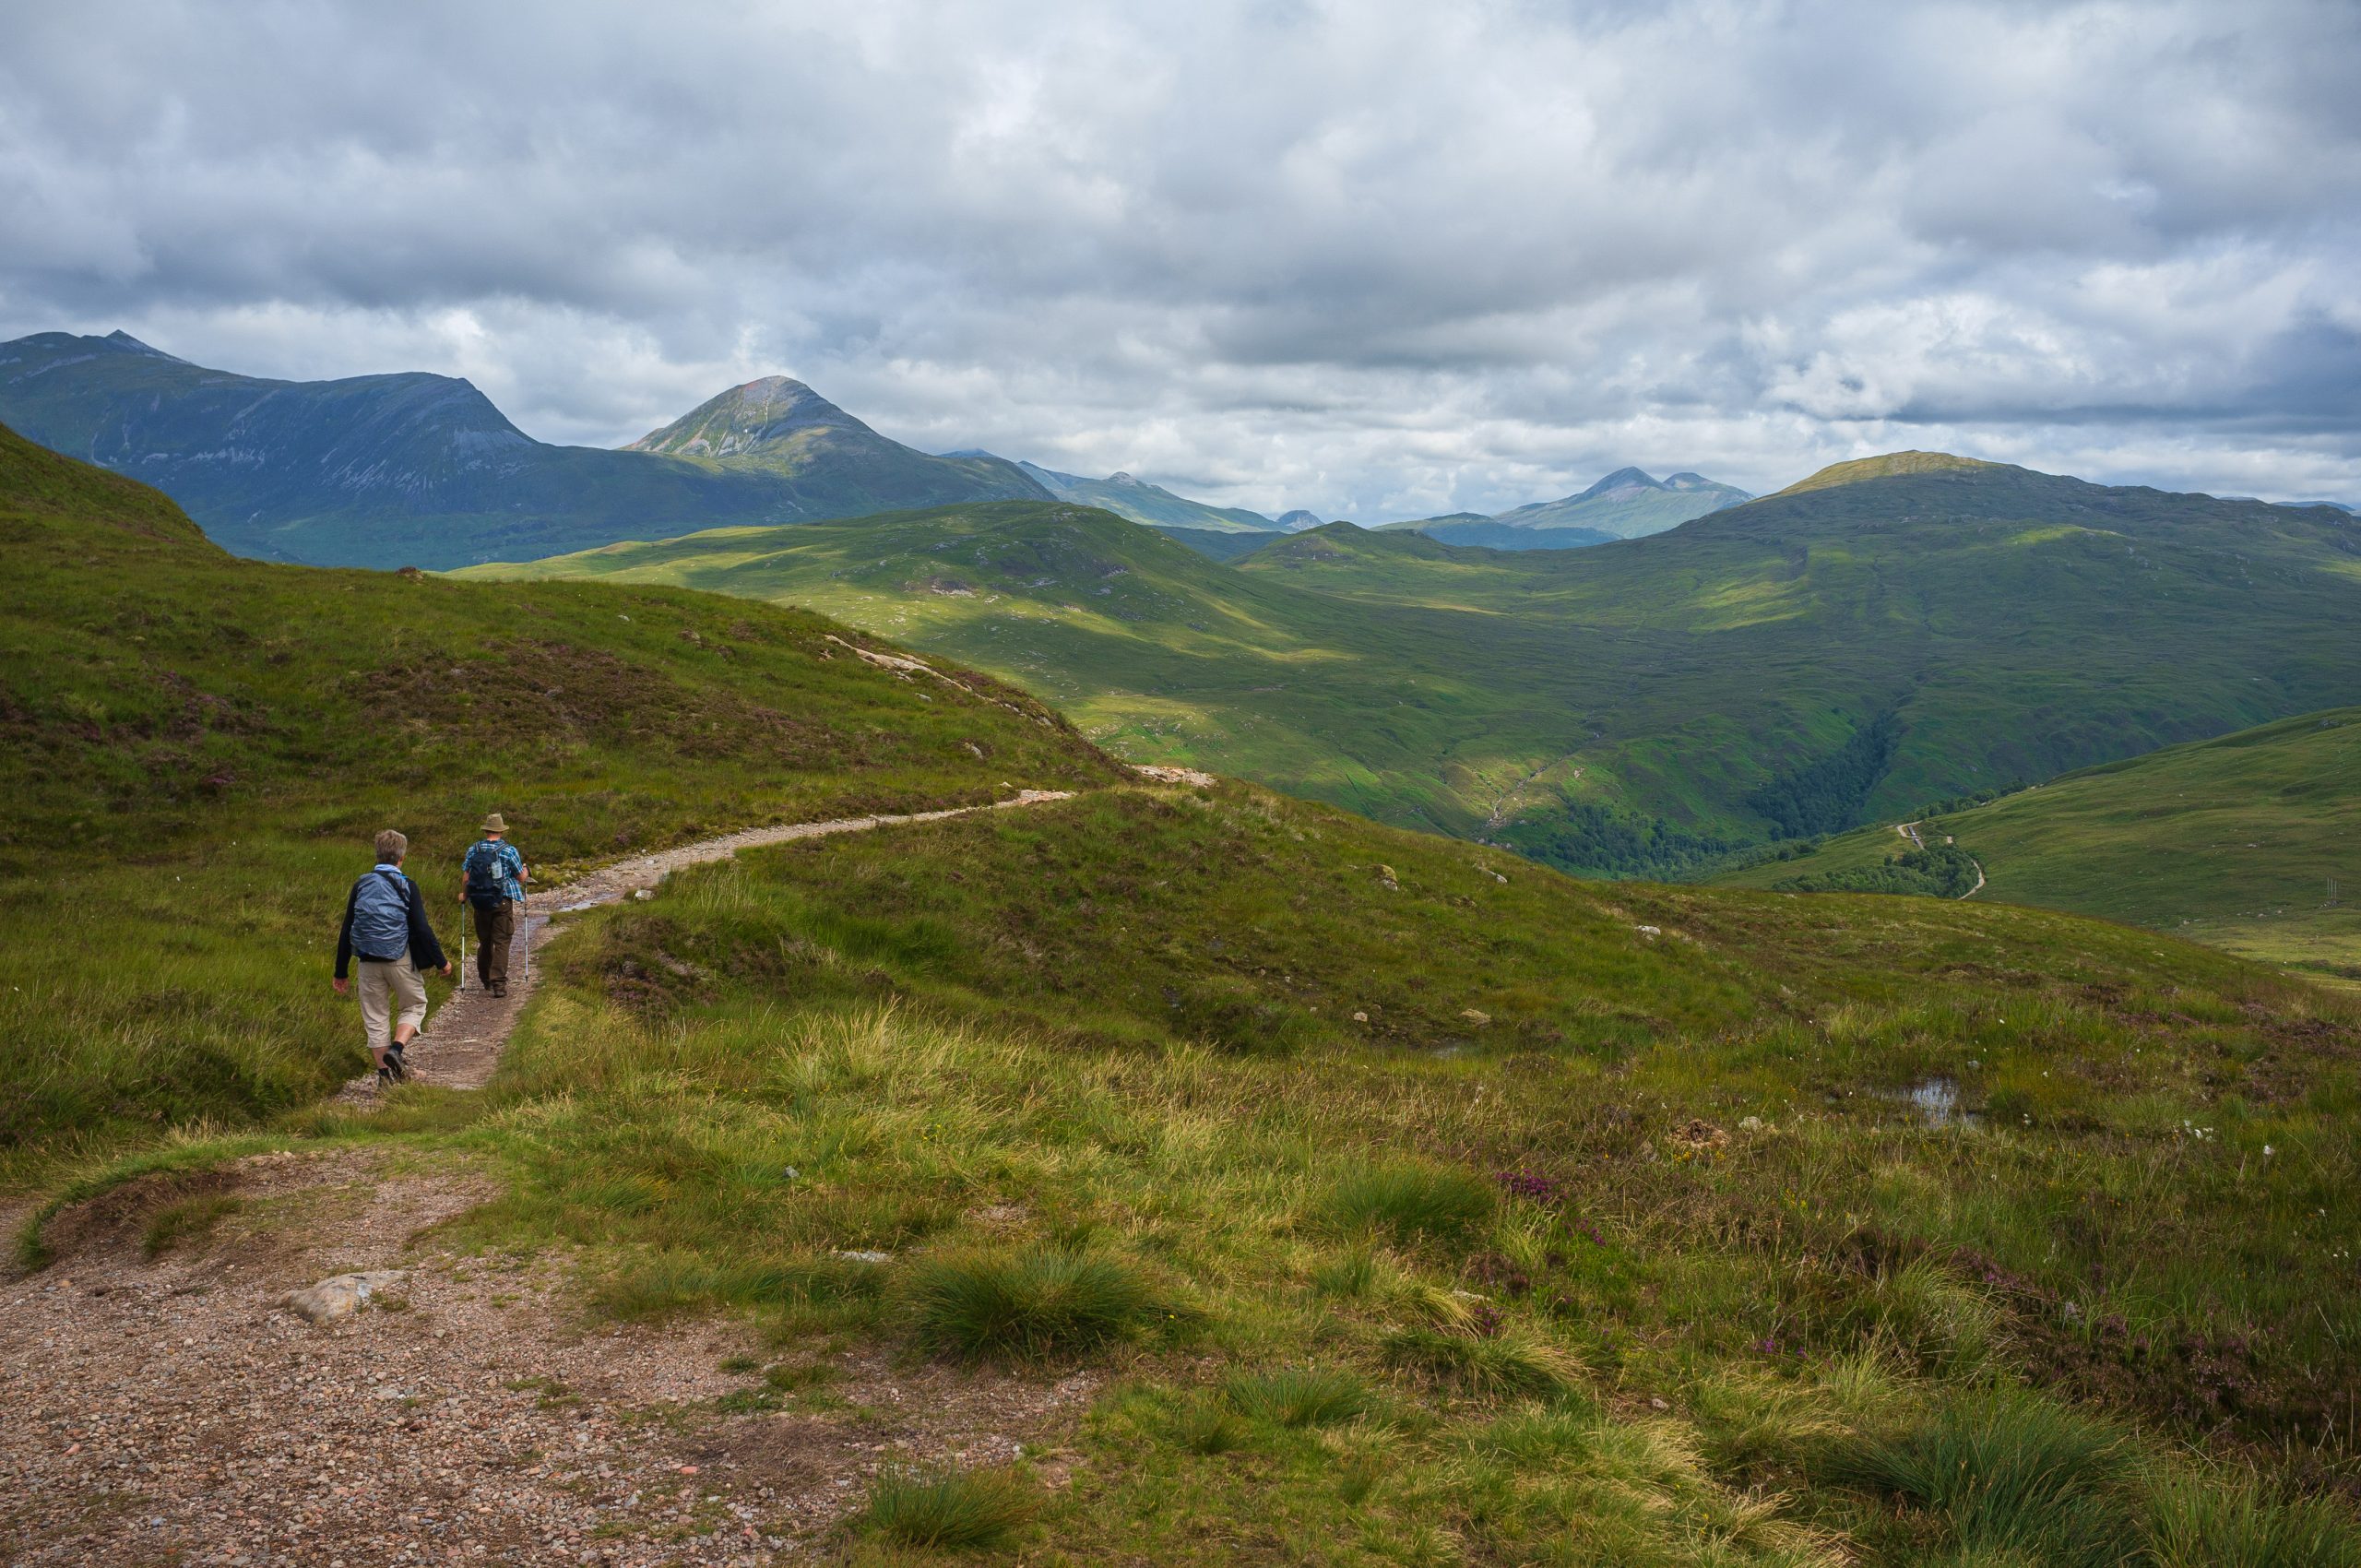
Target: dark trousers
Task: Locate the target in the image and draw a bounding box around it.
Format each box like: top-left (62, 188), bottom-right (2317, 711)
top-left (470, 900), bottom-right (517, 988)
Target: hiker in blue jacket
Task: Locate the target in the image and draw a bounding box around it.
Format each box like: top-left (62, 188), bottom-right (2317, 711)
top-left (333, 829), bottom-right (450, 1084)
top-left (458, 812), bottom-right (529, 997)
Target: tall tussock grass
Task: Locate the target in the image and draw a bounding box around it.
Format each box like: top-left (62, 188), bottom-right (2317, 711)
top-left (907, 1244), bottom-right (1165, 1360)
top-left (1325, 1161), bottom-right (1496, 1251)
top-left (857, 1465), bottom-right (1038, 1550)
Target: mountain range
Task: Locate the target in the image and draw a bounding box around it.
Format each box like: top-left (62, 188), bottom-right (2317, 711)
top-left (462, 450), bottom-right (2361, 878)
top-left (0, 332), bottom-right (1049, 566)
top-left (1, 329), bottom-right (1762, 567)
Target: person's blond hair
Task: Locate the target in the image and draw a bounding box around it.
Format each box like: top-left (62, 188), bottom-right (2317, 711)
top-left (374, 829), bottom-right (409, 862)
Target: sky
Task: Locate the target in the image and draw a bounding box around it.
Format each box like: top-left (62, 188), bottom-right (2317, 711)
top-left (3, 0), bottom-right (2357, 519)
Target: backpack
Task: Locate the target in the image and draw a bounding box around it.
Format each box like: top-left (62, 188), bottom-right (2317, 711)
top-left (348, 870), bottom-right (413, 961)
top-left (463, 840), bottom-right (510, 909)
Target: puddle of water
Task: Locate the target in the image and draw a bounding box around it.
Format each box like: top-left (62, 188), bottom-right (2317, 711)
top-left (1889, 1076), bottom-right (1981, 1127)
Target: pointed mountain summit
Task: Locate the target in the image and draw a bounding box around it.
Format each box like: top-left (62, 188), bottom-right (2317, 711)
top-left (625, 375), bottom-right (869, 458)
top-left (1275, 509), bottom-right (1325, 532)
top-left (0, 333), bottom-right (1048, 567)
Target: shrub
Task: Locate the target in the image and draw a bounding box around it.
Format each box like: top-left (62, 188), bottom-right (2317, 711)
top-left (858, 1465), bottom-right (1038, 1550)
top-left (2145, 1467), bottom-right (2361, 1568)
top-left (908, 1245), bottom-right (1159, 1360)
top-left (1326, 1162), bottom-right (1497, 1251)
top-left (1831, 1389), bottom-right (2134, 1568)
top-left (1227, 1366), bottom-right (1372, 1429)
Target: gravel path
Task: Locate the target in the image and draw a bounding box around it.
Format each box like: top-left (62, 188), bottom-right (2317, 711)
top-left (6, 788), bottom-right (1105, 1564)
top-left (350, 790), bottom-right (1074, 1097)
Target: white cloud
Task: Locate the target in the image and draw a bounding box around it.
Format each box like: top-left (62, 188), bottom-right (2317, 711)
top-left (1, 0), bottom-right (2356, 513)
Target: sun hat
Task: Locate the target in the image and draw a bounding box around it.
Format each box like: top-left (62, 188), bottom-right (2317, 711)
top-left (481, 813), bottom-right (508, 834)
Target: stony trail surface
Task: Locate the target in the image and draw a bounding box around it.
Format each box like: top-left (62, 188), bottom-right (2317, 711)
top-left (350, 789), bottom-right (1075, 1098)
top-left (5, 787), bottom-right (1114, 1565)
top-left (0, 1152), bottom-right (1093, 1565)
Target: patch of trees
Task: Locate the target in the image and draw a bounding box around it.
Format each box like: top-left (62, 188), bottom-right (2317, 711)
top-left (1772, 842), bottom-right (1983, 898)
top-left (1496, 802), bottom-right (1741, 879)
top-left (1746, 710), bottom-right (1903, 838)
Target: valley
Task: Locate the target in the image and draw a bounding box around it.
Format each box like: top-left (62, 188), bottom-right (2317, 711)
top-left (466, 454), bottom-right (2361, 885)
top-left (1714, 707), bottom-right (2361, 979)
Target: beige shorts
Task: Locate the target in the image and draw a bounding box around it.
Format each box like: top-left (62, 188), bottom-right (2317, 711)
top-left (356, 952), bottom-right (427, 1052)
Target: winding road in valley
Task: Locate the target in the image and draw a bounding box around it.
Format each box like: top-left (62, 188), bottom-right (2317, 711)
top-left (1897, 820), bottom-right (1987, 899)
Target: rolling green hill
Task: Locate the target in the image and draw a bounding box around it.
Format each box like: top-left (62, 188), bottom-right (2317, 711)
top-left (0, 333), bottom-right (1050, 568)
top-left (1711, 707), bottom-right (2361, 977)
top-left (0, 422), bottom-right (1118, 1164)
top-left (469, 456), bottom-right (2361, 880)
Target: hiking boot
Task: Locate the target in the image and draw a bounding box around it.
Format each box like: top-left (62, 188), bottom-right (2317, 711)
top-left (375, 1065), bottom-right (393, 1087)
top-left (386, 1042), bottom-right (409, 1083)
top-left (492, 981), bottom-right (507, 999)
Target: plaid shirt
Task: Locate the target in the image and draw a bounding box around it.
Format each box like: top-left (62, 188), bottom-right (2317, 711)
top-left (462, 837), bottom-right (527, 904)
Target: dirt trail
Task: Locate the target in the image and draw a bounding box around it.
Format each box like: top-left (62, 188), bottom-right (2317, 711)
top-left (355, 789), bottom-right (1074, 1097)
top-left (6, 788), bottom-right (1103, 1565)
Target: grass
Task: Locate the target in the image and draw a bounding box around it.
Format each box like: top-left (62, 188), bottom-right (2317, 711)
top-left (140, 1192), bottom-right (243, 1257)
top-left (1714, 707), bottom-right (2361, 979)
top-left (1831, 1389), bottom-right (2137, 1567)
top-left (1225, 1367), bottom-right (1373, 1429)
top-left (17, 432), bottom-right (2361, 1561)
top-left (1326, 1163), bottom-right (1498, 1251)
top-left (907, 1245), bottom-right (1168, 1360)
top-left (0, 423), bottom-right (1120, 1176)
top-left (467, 461), bottom-right (2361, 878)
top-left (857, 1465), bottom-right (1039, 1550)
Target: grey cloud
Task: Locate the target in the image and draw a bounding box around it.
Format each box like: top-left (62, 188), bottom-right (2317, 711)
top-left (1, 0), bottom-right (2356, 515)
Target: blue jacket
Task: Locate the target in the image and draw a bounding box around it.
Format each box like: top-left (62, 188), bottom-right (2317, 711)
top-left (336, 864), bottom-right (447, 978)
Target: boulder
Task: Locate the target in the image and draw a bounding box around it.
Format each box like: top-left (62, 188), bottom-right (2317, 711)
top-left (284, 1269), bottom-right (409, 1324)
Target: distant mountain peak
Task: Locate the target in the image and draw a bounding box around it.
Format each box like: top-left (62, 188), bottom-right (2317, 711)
top-left (1108, 470), bottom-right (1144, 486)
top-left (1577, 466), bottom-right (1662, 498)
top-left (1773, 450), bottom-right (2001, 498)
top-left (1275, 509), bottom-right (1324, 531)
top-left (101, 329), bottom-right (184, 362)
top-left (625, 375), bottom-right (870, 457)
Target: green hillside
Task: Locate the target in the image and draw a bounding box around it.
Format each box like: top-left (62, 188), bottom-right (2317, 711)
top-left (1713, 708), bottom-right (2361, 977)
top-left (0, 422), bottom-right (1119, 1166)
top-left (469, 457), bottom-right (2361, 881)
top-left (0, 333), bottom-right (1050, 567)
top-left (17, 429), bottom-right (2361, 1558)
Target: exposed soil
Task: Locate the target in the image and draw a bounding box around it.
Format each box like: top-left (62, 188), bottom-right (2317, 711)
top-left (0, 1151), bottom-right (1094, 1564)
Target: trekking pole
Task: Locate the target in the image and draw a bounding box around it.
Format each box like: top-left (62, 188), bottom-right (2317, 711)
top-left (456, 889), bottom-right (467, 994)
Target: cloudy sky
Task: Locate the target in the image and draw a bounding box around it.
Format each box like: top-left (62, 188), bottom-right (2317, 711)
top-left (4, 0), bottom-right (2357, 517)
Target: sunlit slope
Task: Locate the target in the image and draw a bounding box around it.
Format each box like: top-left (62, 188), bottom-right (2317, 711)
top-left (0, 423), bottom-right (1120, 1160)
top-left (474, 457), bottom-right (2361, 878)
top-left (1713, 708), bottom-right (2361, 975)
top-left (462, 501), bottom-right (1676, 838)
top-left (1242, 462), bottom-right (2361, 848)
